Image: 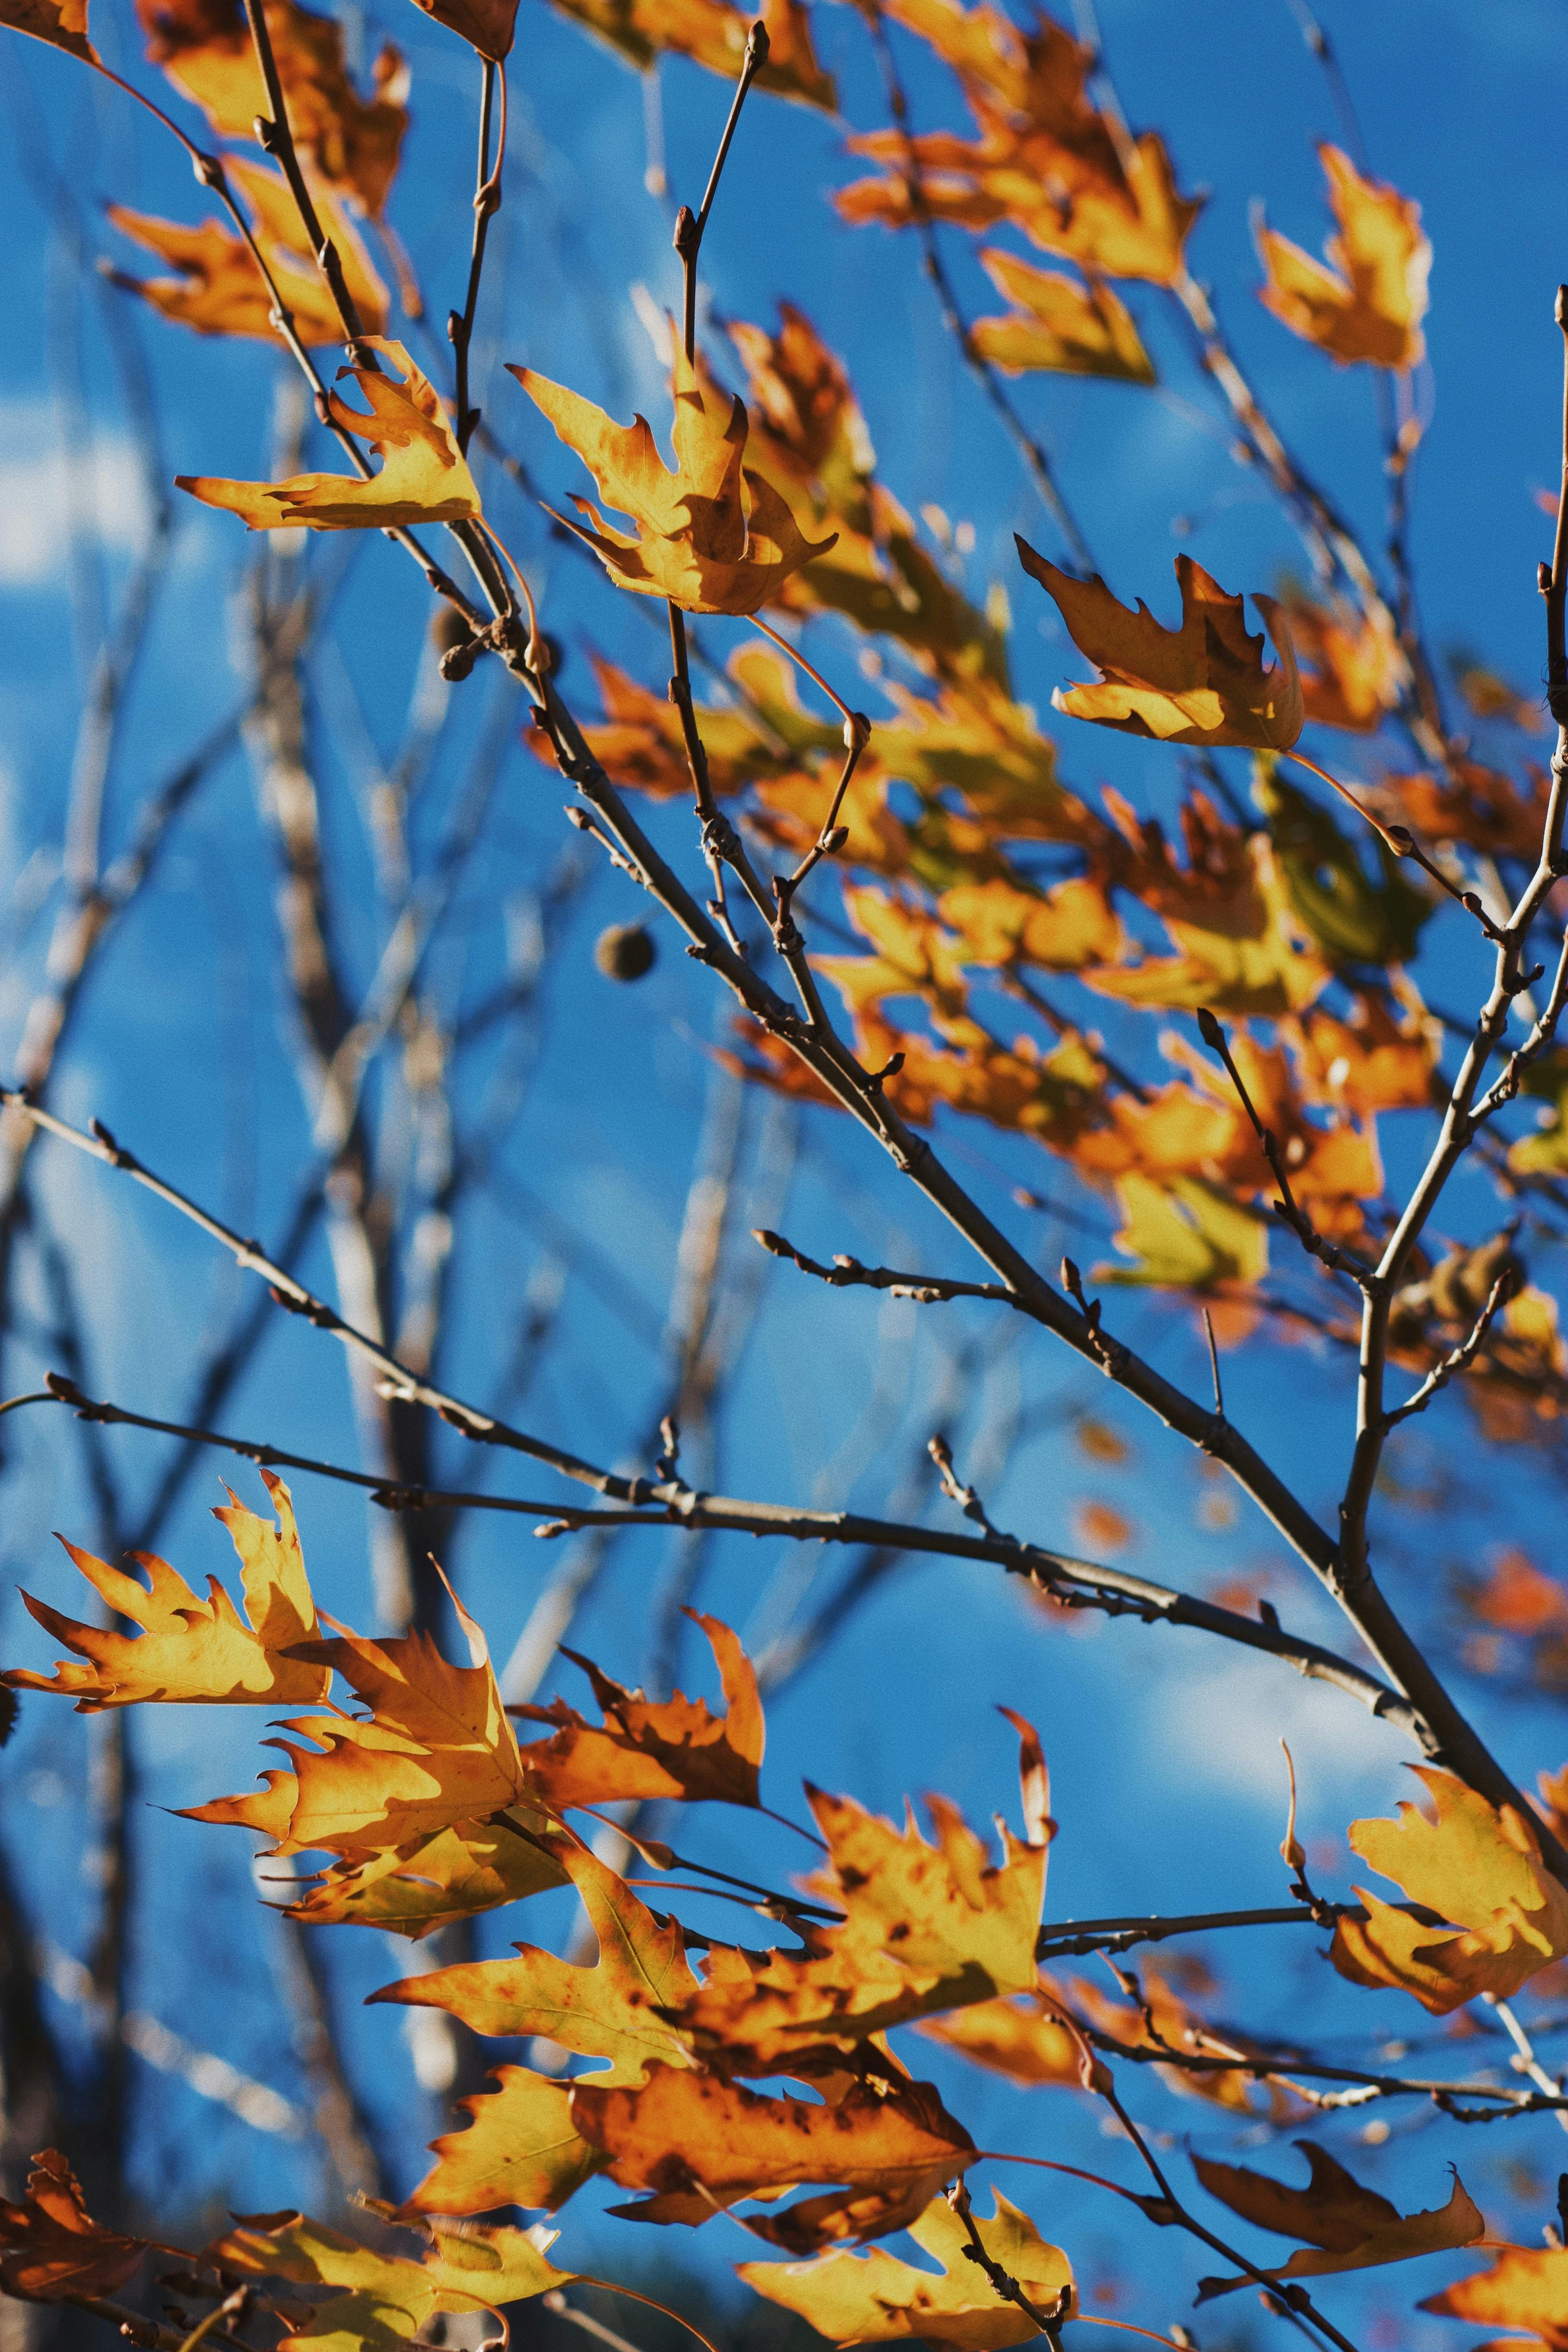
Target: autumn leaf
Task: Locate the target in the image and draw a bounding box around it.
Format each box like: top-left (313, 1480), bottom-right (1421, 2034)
top-left (1095, 1175), bottom-right (1268, 1294)
top-left (1421, 2241), bottom-right (1568, 2348)
top-left (739, 2188), bottom-right (1074, 2347)
top-left (972, 252), bottom-right (1155, 383)
top-left (406, 0), bottom-right (514, 61)
top-left (107, 159), bottom-right (387, 345)
top-left (572, 2065), bottom-right (975, 2246)
top-left (1068, 1961), bottom-right (1300, 2120)
top-left (1018, 541), bottom-right (1303, 752)
top-left (204, 2206), bottom-right (571, 2349)
top-left (1377, 759), bottom-right (1552, 864)
top-left (914, 1985), bottom-right (1101, 2091)
top-left (402, 2066), bottom-right (603, 2218)
top-left (1193, 2142), bottom-right (1483, 2296)
top-left (1330, 1766), bottom-right (1568, 2013)
top-left (510, 1610), bottom-right (764, 1809)
top-left (545, 0), bottom-right (834, 106)
top-left (1257, 767), bottom-right (1431, 970)
top-left (141, 0), bottom-right (408, 217)
top-left (2, 1471), bottom-right (328, 1710)
top-left (1279, 990), bottom-right (1436, 1120)
top-left (178, 339), bottom-right (479, 531)
top-left (835, 0), bottom-right (1200, 284)
top-left (512, 344), bottom-right (835, 614)
top-left (814, 888), bottom-right (970, 1026)
top-left (183, 1578), bottom-right (529, 1855)
top-left (372, 1824), bottom-right (699, 2083)
top-left (1280, 590), bottom-right (1405, 733)
top-left (1257, 144), bottom-right (1430, 372)
top-left (939, 875), bottom-right (1125, 973)
top-left (1, 0), bottom-right (95, 59)
top-left (0, 2151), bottom-right (148, 2304)
top-left (278, 1815), bottom-right (568, 1940)
top-left (674, 1722), bottom-right (1050, 2077)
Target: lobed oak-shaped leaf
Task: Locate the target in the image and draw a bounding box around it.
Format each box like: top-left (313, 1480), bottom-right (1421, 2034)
top-left (204, 2207), bottom-right (570, 2350)
top-left (0, 0), bottom-right (95, 58)
top-left (1257, 144), bottom-right (1430, 372)
top-left (674, 1717), bottom-right (1051, 2076)
top-left (402, 2066), bottom-right (602, 2218)
top-left (183, 1578), bottom-right (528, 1854)
top-left (914, 1985), bottom-right (1101, 2092)
top-left (1421, 2242), bottom-right (1568, 2349)
top-left (108, 160), bottom-right (387, 345)
top-left (2, 1471), bottom-right (328, 1710)
top-left (1017, 540), bottom-right (1303, 752)
top-left (510, 345), bottom-right (836, 614)
top-left (378, 1823), bottom-right (697, 2079)
top-left (1194, 2141), bottom-right (1483, 2296)
top-left (140, 0), bottom-right (408, 217)
top-left (178, 340), bottom-right (479, 531)
top-left (511, 1609), bottom-right (764, 1809)
top-left (972, 252), bottom-right (1155, 383)
top-left (1331, 1766), bottom-right (1568, 2013)
top-left (0, 2151), bottom-right (149, 2303)
top-left (572, 2065), bottom-right (975, 2248)
top-left (739, 2189), bottom-right (1073, 2347)
top-left (275, 1813), bottom-right (568, 1940)
top-left (548, 0), bottom-right (834, 106)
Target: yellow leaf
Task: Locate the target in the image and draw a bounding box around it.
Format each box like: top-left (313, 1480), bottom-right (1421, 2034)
top-left (972, 252), bottom-right (1155, 383)
top-left (1, 0), bottom-right (95, 59)
top-left (1279, 589), bottom-right (1405, 733)
top-left (545, 0), bottom-right (833, 105)
top-left (278, 1814), bottom-right (568, 1939)
top-left (108, 160), bottom-right (387, 346)
top-left (1086, 834), bottom-right (1328, 1017)
top-left (183, 1579), bottom-right (528, 1854)
top-left (177, 340), bottom-right (479, 531)
top-left (1421, 2243), bottom-right (1568, 2348)
top-left (3, 1471), bottom-right (328, 1710)
top-left (815, 887), bottom-right (970, 1024)
top-left (1095, 1174), bottom-right (1268, 1293)
top-left (143, 0), bottom-right (408, 218)
top-left (203, 2208), bottom-right (571, 2350)
top-left (402, 2065), bottom-right (603, 2218)
top-left (1194, 2142), bottom-right (1483, 2293)
top-left (1257, 145), bottom-right (1430, 372)
top-left (371, 1824), bottom-right (699, 2082)
top-left (939, 875), bottom-right (1125, 972)
top-left (511, 1610), bottom-right (765, 1808)
top-left (739, 2189), bottom-right (1074, 2347)
top-left (1331, 1767), bottom-right (1568, 2013)
top-left (511, 345), bottom-right (835, 614)
top-left (913, 1987), bottom-right (1098, 2090)
top-left (1019, 542), bottom-right (1303, 752)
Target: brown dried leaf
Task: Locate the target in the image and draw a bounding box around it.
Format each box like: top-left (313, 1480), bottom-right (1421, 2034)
top-left (1194, 2142), bottom-right (1482, 2294)
top-left (0, 2152), bottom-right (148, 2304)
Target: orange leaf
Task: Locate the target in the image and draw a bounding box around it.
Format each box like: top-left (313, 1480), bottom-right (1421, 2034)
top-left (972, 251), bottom-right (1155, 383)
top-left (1194, 2142), bottom-right (1483, 2293)
top-left (511, 345), bottom-right (836, 614)
top-left (1331, 1767), bottom-right (1568, 2013)
top-left (572, 2065), bottom-right (975, 2245)
top-left (545, 0), bottom-right (833, 105)
top-left (739, 2188), bottom-right (1074, 2347)
top-left (0, 2152), bottom-right (148, 2304)
top-left (1280, 591), bottom-right (1405, 733)
top-left (140, 0), bottom-right (408, 216)
top-left (1069, 1962), bottom-right (1298, 2120)
top-left (108, 158), bottom-right (387, 345)
top-left (1421, 2242), bottom-right (1568, 2349)
top-left (183, 1578), bottom-right (529, 1854)
top-left (1257, 144), bottom-right (1430, 372)
top-left (1018, 541), bottom-right (1303, 752)
top-left (276, 1815), bottom-right (568, 1940)
top-left (178, 339), bottom-right (479, 530)
top-left (913, 1984), bottom-right (1099, 2090)
top-left (1, 0), bottom-right (95, 57)
top-left (510, 1610), bottom-right (765, 1809)
top-left (402, 2064), bottom-right (603, 2217)
top-left (939, 874), bottom-right (1125, 972)
top-left (2, 1471), bottom-right (329, 1710)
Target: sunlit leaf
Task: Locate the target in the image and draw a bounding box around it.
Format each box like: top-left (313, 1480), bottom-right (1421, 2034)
top-left (1421, 2240), bottom-right (1568, 2349)
top-left (971, 252), bottom-right (1155, 382)
top-left (178, 339), bottom-right (479, 530)
top-left (512, 345), bottom-right (835, 614)
top-left (1331, 1767), bottom-right (1568, 2013)
top-left (545, 0), bottom-right (833, 106)
top-left (739, 2189), bottom-right (1073, 2347)
top-left (1257, 144), bottom-right (1430, 372)
top-left (1018, 542), bottom-right (1303, 752)
top-left (1, 0), bottom-right (95, 60)
top-left (3, 1472), bottom-right (329, 1710)
top-left (1095, 1174), bottom-right (1268, 1293)
top-left (511, 1611), bottom-right (765, 1809)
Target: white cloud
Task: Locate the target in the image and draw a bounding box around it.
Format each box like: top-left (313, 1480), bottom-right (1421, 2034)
top-left (0, 401), bottom-right (153, 589)
top-left (1155, 1650), bottom-right (1411, 1817)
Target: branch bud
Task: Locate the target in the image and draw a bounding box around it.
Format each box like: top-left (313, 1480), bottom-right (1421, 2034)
top-left (1195, 1006), bottom-right (1224, 1051)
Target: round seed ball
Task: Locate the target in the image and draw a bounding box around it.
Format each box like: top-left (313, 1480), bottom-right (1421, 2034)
top-left (595, 922), bottom-right (657, 981)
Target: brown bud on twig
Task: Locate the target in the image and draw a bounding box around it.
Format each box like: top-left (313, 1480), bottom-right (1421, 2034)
top-left (595, 922), bottom-right (657, 981)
